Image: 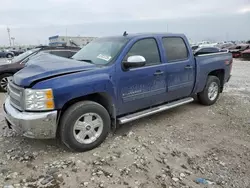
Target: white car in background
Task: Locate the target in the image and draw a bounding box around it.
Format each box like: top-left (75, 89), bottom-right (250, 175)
top-left (198, 41), bottom-right (218, 48)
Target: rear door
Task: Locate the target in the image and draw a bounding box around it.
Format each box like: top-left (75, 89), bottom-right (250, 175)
top-left (162, 37), bottom-right (195, 101)
top-left (116, 38), bottom-right (167, 115)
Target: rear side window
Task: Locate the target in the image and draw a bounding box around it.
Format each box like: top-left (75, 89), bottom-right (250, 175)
top-left (125, 38), bottom-right (161, 66)
top-left (162, 37), bottom-right (188, 62)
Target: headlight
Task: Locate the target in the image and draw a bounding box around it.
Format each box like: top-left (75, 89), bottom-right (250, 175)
top-left (24, 88), bottom-right (55, 111)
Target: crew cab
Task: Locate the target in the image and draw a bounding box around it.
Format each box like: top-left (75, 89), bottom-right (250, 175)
top-left (4, 33), bottom-right (232, 152)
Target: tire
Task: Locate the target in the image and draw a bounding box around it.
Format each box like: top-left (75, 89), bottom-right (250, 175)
top-left (0, 73), bottom-right (12, 92)
top-left (60, 101), bottom-right (111, 152)
top-left (6, 54), bottom-right (13, 58)
top-left (198, 76), bottom-right (220, 106)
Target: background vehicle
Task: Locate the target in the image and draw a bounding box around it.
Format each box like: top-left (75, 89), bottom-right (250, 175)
top-left (216, 42), bottom-right (235, 49)
top-left (4, 33), bottom-right (232, 152)
top-left (194, 47), bottom-right (228, 56)
top-left (0, 46), bottom-right (80, 92)
top-left (10, 49), bottom-right (25, 56)
top-left (229, 44), bottom-right (250, 58)
top-left (198, 41), bottom-right (218, 48)
top-left (0, 50), bottom-right (15, 58)
top-left (241, 49), bottom-right (250, 59)
top-left (191, 45), bottom-right (199, 51)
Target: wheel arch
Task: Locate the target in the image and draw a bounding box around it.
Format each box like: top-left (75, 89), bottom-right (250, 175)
top-left (208, 69), bottom-right (225, 92)
top-left (56, 92), bottom-right (116, 137)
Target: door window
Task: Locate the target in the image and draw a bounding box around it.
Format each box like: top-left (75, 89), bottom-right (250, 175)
top-left (125, 38), bottom-right (161, 66)
top-left (162, 37), bottom-right (188, 62)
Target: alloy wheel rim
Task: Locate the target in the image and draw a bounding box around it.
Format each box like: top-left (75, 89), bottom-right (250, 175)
top-left (208, 82), bottom-right (219, 101)
top-left (0, 77), bottom-right (8, 91)
top-left (73, 113), bottom-right (104, 144)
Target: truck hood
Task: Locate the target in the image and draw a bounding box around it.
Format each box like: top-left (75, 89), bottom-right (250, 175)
top-left (14, 53), bottom-right (97, 87)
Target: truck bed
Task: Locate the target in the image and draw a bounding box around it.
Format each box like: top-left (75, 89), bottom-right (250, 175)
top-left (194, 52), bottom-right (232, 93)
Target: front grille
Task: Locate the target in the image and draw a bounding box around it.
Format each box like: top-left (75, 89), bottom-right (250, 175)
top-left (7, 80), bottom-right (24, 111)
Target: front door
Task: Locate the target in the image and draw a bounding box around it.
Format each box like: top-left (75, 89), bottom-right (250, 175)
top-left (162, 37), bottom-right (195, 101)
top-left (116, 38), bottom-right (167, 115)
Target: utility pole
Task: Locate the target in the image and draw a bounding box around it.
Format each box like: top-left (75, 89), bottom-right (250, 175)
top-left (66, 28), bottom-right (68, 45)
top-left (7, 27), bottom-right (11, 47)
top-left (11, 37), bottom-right (15, 46)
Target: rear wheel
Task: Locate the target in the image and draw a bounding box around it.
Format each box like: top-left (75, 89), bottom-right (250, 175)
top-left (60, 101), bottom-right (111, 152)
top-left (198, 76), bottom-right (220, 105)
top-left (0, 73), bottom-right (12, 92)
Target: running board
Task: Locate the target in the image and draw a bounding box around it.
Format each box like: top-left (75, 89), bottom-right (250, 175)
top-left (118, 97), bottom-right (194, 124)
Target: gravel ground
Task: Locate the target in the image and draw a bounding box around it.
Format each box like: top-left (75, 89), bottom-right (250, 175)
top-left (0, 58), bottom-right (9, 65)
top-left (0, 59), bottom-right (250, 188)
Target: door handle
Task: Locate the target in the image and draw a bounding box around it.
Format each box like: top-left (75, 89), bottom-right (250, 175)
top-left (185, 65), bottom-right (193, 69)
top-left (154, 70), bottom-right (164, 76)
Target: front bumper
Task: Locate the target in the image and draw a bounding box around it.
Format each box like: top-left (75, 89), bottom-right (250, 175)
top-left (3, 97), bottom-right (58, 139)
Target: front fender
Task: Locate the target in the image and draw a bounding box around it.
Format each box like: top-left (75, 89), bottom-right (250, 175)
top-left (32, 70), bottom-right (116, 110)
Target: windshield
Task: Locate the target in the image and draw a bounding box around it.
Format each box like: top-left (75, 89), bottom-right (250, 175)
top-left (72, 37), bottom-right (129, 65)
top-left (12, 48), bottom-right (40, 63)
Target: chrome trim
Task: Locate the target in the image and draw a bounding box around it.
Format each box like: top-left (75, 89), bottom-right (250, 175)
top-left (8, 86), bottom-right (20, 100)
top-left (7, 80), bottom-right (24, 111)
top-left (197, 50), bottom-right (229, 57)
top-left (4, 97), bottom-right (58, 139)
top-left (118, 97), bottom-right (194, 124)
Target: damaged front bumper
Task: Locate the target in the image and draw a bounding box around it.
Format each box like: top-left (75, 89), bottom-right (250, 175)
top-left (3, 97), bottom-right (58, 139)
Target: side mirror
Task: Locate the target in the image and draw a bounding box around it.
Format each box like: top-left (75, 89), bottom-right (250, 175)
top-left (123, 55), bottom-right (146, 69)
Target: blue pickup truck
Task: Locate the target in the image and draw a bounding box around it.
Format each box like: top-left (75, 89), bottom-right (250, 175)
top-left (4, 33), bottom-right (232, 151)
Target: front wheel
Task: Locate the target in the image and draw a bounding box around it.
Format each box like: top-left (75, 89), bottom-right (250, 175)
top-left (6, 54), bottom-right (13, 58)
top-left (60, 101), bottom-right (111, 152)
top-left (198, 76), bottom-right (220, 106)
top-left (0, 74), bottom-right (12, 92)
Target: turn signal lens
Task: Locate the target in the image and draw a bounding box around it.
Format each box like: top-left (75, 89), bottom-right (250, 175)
top-left (46, 100), bottom-right (55, 109)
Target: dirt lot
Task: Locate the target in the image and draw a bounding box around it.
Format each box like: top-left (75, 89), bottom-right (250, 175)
top-left (0, 59), bottom-right (250, 188)
top-left (0, 58), bottom-right (9, 65)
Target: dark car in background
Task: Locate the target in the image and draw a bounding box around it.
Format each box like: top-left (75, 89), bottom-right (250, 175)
top-left (191, 45), bottom-right (199, 51)
top-left (241, 49), bottom-right (250, 59)
top-left (0, 50), bottom-right (15, 58)
top-left (0, 46), bottom-right (80, 92)
top-left (193, 47), bottom-right (227, 56)
top-left (229, 44), bottom-right (250, 58)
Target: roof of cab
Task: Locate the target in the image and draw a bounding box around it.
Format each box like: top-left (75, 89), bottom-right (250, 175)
top-left (103, 33), bottom-right (186, 39)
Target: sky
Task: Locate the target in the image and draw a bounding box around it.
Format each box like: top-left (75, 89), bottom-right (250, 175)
top-left (0, 0), bottom-right (250, 45)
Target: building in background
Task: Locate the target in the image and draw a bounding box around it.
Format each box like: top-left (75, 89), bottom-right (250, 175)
top-left (49, 35), bottom-right (96, 47)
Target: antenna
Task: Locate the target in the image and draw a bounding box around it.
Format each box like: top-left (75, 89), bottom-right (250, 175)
top-left (123, 31), bottom-right (128, 36)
